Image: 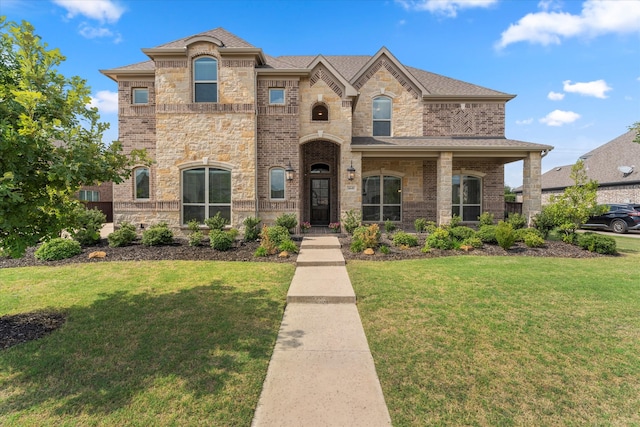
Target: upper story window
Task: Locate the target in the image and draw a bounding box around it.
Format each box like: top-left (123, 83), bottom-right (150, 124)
top-left (132, 88), bottom-right (149, 104)
top-left (452, 175), bottom-right (482, 221)
top-left (270, 168), bottom-right (285, 200)
top-left (194, 57), bottom-right (218, 102)
top-left (269, 88), bottom-right (285, 105)
top-left (79, 190), bottom-right (100, 202)
top-left (372, 96), bottom-right (391, 136)
top-left (135, 167), bottom-right (150, 200)
top-left (312, 104), bottom-right (328, 121)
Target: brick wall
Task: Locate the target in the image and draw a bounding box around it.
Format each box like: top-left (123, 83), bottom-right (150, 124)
top-left (424, 103), bottom-right (505, 137)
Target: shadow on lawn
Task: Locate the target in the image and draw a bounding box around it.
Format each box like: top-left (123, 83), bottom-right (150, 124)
top-left (0, 282), bottom-right (283, 418)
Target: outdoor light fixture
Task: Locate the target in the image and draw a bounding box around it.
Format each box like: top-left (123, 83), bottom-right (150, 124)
top-left (347, 161), bottom-right (356, 181)
top-left (285, 161), bottom-right (295, 181)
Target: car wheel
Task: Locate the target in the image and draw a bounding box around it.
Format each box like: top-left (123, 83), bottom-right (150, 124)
top-left (611, 219), bottom-right (628, 234)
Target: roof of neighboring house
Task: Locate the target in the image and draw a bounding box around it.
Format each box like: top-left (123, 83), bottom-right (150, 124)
top-left (519, 130), bottom-right (640, 192)
top-left (102, 27), bottom-right (512, 98)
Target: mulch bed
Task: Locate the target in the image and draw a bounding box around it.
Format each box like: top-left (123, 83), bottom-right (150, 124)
top-left (0, 234), bottom-right (605, 350)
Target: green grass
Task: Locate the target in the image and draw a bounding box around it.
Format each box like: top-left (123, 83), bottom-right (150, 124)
top-left (348, 246), bottom-right (640, 426)
top-left (0, 261), bottom-right (294, 426)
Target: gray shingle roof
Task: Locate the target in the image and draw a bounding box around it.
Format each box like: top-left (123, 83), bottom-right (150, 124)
top-left (352, 136), bottom-right (552, 150)
top-left (156, 27), bottom-right (255, 48)
top-left (539, 130), bottom-right (640, 190)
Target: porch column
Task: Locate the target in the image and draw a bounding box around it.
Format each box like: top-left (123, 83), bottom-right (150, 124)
top-left (436, 151), bottom-right (453, 226)
top-left (522, 151), bottom-right (542, 226)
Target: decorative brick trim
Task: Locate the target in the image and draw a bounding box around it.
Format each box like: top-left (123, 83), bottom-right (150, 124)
top-left (157, 103), bottom-right (255, 113)
top-left (354, 58), bottom-right (420, 99)
top-left (310, 66), bottom-right (343, 97)
top-left (233, 200), bottom-right (257, 211)
top-left (155, 60), bottom-right (187, 68)
top-left (256, 105), bottom-right (299, 115)
top-left (342, 100), bottom-right (352, 108)
top-left (119, 105), bottom-right (155, 116)
top-left (221, 59), bottom-right (255, 68)
top-left (259, 200), bottom-right (298, 211)
top-left (115, 201), bottom-right (179, 211)
top-left (257, 79), bottom-right (299, 88)
top-left (119, 81), bottom-right (156, 88)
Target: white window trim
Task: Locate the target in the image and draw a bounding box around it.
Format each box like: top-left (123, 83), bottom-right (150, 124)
top-left (193, 56), bottom-right (218, 103)
top-left (269, 167), bottom-right (286, 200)
top-left (269, 88), bottom-right (285, 105)
top-left (132, 88), bottom-right (149, 105)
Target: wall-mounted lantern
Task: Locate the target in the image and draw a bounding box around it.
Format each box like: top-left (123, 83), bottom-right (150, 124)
top-left (347, 161), bottom-right (356, 181)
top-left (285, 161), bottom-right (295, 181)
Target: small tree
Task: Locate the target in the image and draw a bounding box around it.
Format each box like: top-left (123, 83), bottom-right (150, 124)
top-left (545, 160), bottom-right (604, 242)
top-left (630, 122), bottom-right (640, 144)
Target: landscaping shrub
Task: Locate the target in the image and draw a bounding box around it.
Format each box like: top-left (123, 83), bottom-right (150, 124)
top-left (187, 219), bottom-right (203, 247)
top-left (204, 212), bottom-right (228, 231)
top-left (210, 229), bottom-right (234, 251)
top-left (35, 238), bottom-right (82, 261)
top-left (425, 221), bottom-right (438, 234)
top-left (478, 212), bottom-right (494, 227)
top-left (258, 225), bottom-right (293, 255)
top-left (532, 206), bottom-right (557, 238)
top-left (380, 244), bottom-right (390, 254)
top-left (523, 230), bottom-right (545, 248)
top-left (577, 232), bottom-right (617, 255)
top-left (424, 227), bottom-right (454, 250)
top-left (392, 231), bottom-right (418, 247)
top-left (461, 236), bottom-right (483, 249)
top-left (254, 246), bottom-right (268, 257)
top-left (507, 213), bottom-right (527, 230)
top-left (243, 216), bottom-right (261, 241)
top-left (384, 219), bottom-right (396, 234)
top-left (141, 223), bottom-right (174, 246)
top-left (71, 207), bottom-right (106, 246)
top-left (275, 213), bottom-right (297, 232)
top-left (449, 226), bottom-right (476, 242)
top-left (414, 218), bottom-right (428, 233)
top-left (352, 224), bottom-right (381, 249)
top-left (108, 222), bottom-right (137, 247)
top-left (278, 239), bottom-right (298, 254)
top-left (350, 239), bottom-right (366, 253)
top-left (449, 215), bottom-right (462, 228)
top-left (496, 221), bottom-right (516, 250)
top-left (476, 225), bottom-right (498, 244)
top-left (342, 209), bottom-right (362, 235)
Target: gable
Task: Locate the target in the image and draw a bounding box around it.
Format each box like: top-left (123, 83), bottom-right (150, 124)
top-left (352, 50), bottom-right (426, 100)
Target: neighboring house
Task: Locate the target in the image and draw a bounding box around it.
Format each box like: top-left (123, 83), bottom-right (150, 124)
top-left (516, 130), bottom-right (640, 205)
top-left (77, 182), bottom-right (114, 222)
top-left (100, 28), bottom-right (552, 233)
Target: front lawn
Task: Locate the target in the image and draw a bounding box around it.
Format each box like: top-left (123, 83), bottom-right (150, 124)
top-left (349, 247), bottom-right (640, 425)
top-left (0, 261), bottom-right (294, 426)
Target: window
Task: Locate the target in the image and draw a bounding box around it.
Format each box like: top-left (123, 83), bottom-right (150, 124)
top-left (194, 57), bottom-right (218, 102)
top-left (270, 168), bottom-right (285, 199)
top-left (310, 163), bottom-right (330, 174)
top-left (452, 175), bottom-right (482, 221)
top-left (312, 104), bottom-right (328, 121)
top-left (362, 175), bottom-right (401, 222)
top-left (79, 190), bottom-right (99, 202)
top-left (182, 167), bottom-right (231, 224)
top-left (132, 88), bottom-right (148, 104)
top-left (372, 96), bottom-right (391, 136)
top-left (135, 167), bottom-right (150, 200)
top-left (269, 88), bottom-right (285, 105)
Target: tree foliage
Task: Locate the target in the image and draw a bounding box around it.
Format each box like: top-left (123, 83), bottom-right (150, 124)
top-left (630, 122), bottom-right (640, 144)
top-left (0, 18), bottom-right (146, 257)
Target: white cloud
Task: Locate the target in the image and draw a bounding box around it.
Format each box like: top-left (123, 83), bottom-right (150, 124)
top-left (78, 23), bottom-right (123, 43)
top-left (540, 110), bottom-right (581, 126)
top-left (89, 90), bottom-right (118, 114)
top-left (563, 79), bottom-right (611, 98)
top-left (395, 0), bottom-right (497, 17)
top-left (496, 0), bottom-right (640, 49)
top-left (53, 0), bottom-right (125, 23)
top-left (548, 91), bottom-right (565, 101)
top-left (516, 118), bottom-right (534, 125)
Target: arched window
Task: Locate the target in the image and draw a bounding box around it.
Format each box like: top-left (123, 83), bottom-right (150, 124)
top-left (182, 167), bottom-right (231, 224)
top-left (362, 174), bottom-right (402, 222)
top-left (312, 104), bottom-right (328, 121)
top-left (193, 57), bottom-right (218, 102)
top-left (270, 168), bottom-right (285, 200)
top-left (452, 175), bottom-right (482, 221)
top-left (310, 163), bottom-right (330, 174)
top-left (372, 96), bottom-right (391, 136)
top-left (134, 167), bottom-right (150, 200)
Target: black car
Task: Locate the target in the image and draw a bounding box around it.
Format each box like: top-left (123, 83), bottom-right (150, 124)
top-left (582, 203), bottom-right (640, 234)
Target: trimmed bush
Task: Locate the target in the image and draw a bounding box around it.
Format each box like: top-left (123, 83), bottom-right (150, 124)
top-left (392, 231), bottom-right (418, 247)
top-left (384, 219), bottom-right (396, 234)
top-left (414, 218), bottom-right (428, 233)
top-left (425, 228), bottom-right (454, 250)
top-left (243, 216), bottom-right (261, 241)
top-left (186, 219), bottom-right (203, 247)
top-left (523, 231), bottom-right (545, 248)
top-left (278, 239), bottom-right (298, 254)
top-left (210, 229), bottom-right (234, 251)
top-left (449, 226), bottom-right (476, 242)
top-left (275, 213), bottom-right (297, 232)
top-left (449, 215), bottom-right (462, 228)
top-left (141, 223), bottom-right (174, 246)
top-left (71, 207), bottom-right (106, 246)
top-left (258, 225), bottom-right (293, 255)
top-left (477, 225), bottom-right (498, 244)
top-left (380, 244), bottom-right (390, 254)
top-left (425, 221), bottom-right (438, 234)
top-left (577, 232), bottom-right (617, 255)
top-left (478, 212), bottom-right (494, 227)
top-left (507, 213), bottom-right (527, 230)
top-left (496, 221), bottom-right (516, 250)
top-left (533, 207), bottom-right (557, 238)
top-left (108, 222), bottom-right (137, 247)
top-left (350, 239), bottom-right (366, 253)
top-left (461, 236), bottom-right (483, 249)
top-left (204, 212), bottom-right (228, 231)
top-left (254, 246), bottom-right (268, 257)
top-left (35, 238), bottom-right (82, 261)
top-left (342, 209), bottom-right (362, 235)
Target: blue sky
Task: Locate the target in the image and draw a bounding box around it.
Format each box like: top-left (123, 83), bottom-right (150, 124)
top-left (3, 0), bottom-right (639, 187)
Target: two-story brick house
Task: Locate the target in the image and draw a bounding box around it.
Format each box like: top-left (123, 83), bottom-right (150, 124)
top-left (101, 28), bottom-right (552, 233)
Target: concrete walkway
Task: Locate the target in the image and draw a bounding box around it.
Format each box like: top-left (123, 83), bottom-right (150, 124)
top-left (252, 236), bottom-right (392, 427)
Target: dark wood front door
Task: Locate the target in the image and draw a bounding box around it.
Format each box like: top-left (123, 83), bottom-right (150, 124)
top-left (310, 178), bottom-right (330, 225)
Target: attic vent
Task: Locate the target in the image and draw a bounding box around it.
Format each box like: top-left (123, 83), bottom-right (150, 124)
top-left (618, 165), bottom-right (634, 177)
top-left (555, 167), bottom-right (562, 171)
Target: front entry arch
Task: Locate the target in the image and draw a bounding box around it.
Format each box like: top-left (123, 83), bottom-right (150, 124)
top-left (302, 140), bottom-right (340, 226)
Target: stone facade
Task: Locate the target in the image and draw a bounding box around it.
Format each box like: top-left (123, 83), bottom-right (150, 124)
top-left (102, 28), bottom-right (550, 235)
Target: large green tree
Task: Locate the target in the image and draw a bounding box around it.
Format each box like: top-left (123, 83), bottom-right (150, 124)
top-left (0, 18), bottom-right (145, 257)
